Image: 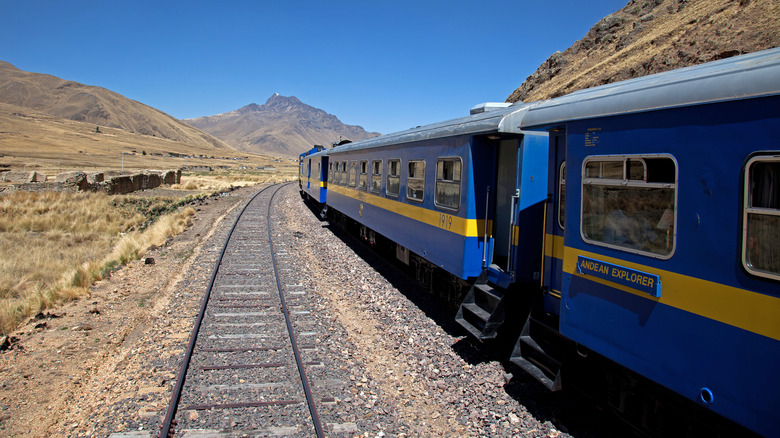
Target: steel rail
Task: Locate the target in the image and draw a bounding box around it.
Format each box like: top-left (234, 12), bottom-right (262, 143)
top-left (267, 184), bottom-right (325, 438)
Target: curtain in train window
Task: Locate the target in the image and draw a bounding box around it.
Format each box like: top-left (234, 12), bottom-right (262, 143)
top-left (387, 159), bottom-right (400, 197)
top-left (407, 160), bottom-right (425, 202)
top-left (348, 161), bottom-right (357, 187)
top-left (359, 161), bottom-right (368, 190)
top-left (744, 158), bottom-right (780, 279)
top-left (435, 158), bottom-right (461, 210)
top-left (371, 160), bottom-right (382, 193)
top-left (581, 156), bottom-right (676, 257)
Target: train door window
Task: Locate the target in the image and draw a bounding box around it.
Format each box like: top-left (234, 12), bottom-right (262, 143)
top-left (581, 155), bottom-right (677, 258)
top-left (371, 160), bottom-right (382, 194)
top-left (340, 161), bottom-right (347, 186)
top-left (558, 162), bottom-right (566, 229)
top-left (387, 159), bottom-right (400, 197)
top-left (435, 158), bottom-right (461, 210)
top-left (317, 163), bottom-right (321, 180)
top-left (743, 156), bottom-right (780, 280)
top-left (359, 161), bottom-right (368, 190)
top-left (407, 160), bottom-right (425, 202)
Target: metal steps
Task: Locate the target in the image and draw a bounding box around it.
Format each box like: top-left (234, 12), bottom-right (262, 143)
top-left (455, 272), bottom-right (506, 341)
top-left (509, 314), bottom-right (569, 391)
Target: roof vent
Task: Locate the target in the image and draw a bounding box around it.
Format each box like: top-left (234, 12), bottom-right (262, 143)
top-left (470, 102), bottom-right (512, 115)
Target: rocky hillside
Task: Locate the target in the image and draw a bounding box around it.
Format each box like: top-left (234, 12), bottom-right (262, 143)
top-left (184, 94), bottom-right (380, 157)
top-left (508, 0), bottom-right (780, 103)
top-left (0, 61), bottom-right (232, 151)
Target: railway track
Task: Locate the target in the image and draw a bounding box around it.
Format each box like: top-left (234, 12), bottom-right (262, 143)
top-left (159, 183), bottom-right (349, 437)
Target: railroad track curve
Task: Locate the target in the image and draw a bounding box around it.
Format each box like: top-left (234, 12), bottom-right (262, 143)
top-left (160, 183), bottom-right (328, 437)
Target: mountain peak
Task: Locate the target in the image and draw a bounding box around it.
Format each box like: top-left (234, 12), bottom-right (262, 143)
top-left (264, 93), bottom-right (302, 107)
top-left (186, 95), bottom-right (380, 157)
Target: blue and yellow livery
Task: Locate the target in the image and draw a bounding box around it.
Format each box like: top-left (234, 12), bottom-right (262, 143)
top-left (300, 48), bottom-right (780, 436)
top-left (513, 47), bottom-right (780, 436)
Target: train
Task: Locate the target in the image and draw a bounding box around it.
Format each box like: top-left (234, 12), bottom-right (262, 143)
top-left (298, 47), bottom-right (780, 436)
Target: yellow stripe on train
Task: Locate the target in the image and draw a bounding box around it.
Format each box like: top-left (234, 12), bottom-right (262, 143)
top-left (328, 185), bottom-right (486, 237)
top-left (559, 247), bottom-right (780, 342)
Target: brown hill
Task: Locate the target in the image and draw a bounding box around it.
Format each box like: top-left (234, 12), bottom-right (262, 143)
top-left (0, 61), bottom-right (232, 151)
top-left (184, 94), bottom-right (380, 158)
top-left (508, 0), bottom-right (780, 103)
top-left (0, 101), bottom-right (282, 176)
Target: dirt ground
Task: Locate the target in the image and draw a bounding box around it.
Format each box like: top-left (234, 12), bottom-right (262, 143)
top-left (0, 185), bottom-right (259, 437)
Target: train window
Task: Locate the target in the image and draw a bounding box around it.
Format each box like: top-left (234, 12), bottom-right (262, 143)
top-left (387, 159), bottom-right (400, 197)
top-left (581, 155), bottom-right (677, 258)
top-left (407, 160), bottom-right (425, 202)
top-left (743, 156), bottom-right (780, 280)
top-left (435, 158), bottom-right (461, 210)
top-left (348, 161), bottom-right (357, 187)
top-left (359, 161), bottom-right (368, 190)
top-left (558, 162), bottom-right (566, 229)
top-left (340, 161), bottom-right (347, 186)
top-left (371, 160), bottom-right (382, 194)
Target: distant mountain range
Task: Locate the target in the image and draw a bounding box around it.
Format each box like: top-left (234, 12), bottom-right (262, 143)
top-left (0, 61), bottom-right (232, 151)
top-left (184, 94), bottom-right (380, 157)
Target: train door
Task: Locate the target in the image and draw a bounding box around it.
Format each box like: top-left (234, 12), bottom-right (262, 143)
top-left (307, 159), bottom-right (312, 190)
top-left (542, 132), bottom-right (566, 316)
top-left (492, 138), bottom-right (519, 276)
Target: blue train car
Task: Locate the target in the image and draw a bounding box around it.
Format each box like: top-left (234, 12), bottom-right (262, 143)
top-left (324, 104), bottom-right (549, 335)
top-left (510, 48), bottom-right (780, 436)
top-left (299, 145), bottom-right (328, 204)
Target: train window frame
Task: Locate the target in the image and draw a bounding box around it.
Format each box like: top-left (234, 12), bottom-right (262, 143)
top-left (407, 159), bottom-right (426, 203)
top-left (370, 159), bottom-right (382, 194)
top-left (340, 161), bottom-right (347, 186)
top-left (558, 162), bottom-right (566, 230)
top-left (387, 159), bottom-right (401, 198)
top-left (742, 154), bottom-right (780, 281)
top-left (580, 154), bottom-right (678, 259)
top-left (359, 160), bottom-right (368, 190)
top-left (434, 157), bottom-right (462, 211)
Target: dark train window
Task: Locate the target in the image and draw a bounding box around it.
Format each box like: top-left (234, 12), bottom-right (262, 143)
top-left (435, 158), bottom-right (461, 210)
top-left (387, 159), bottom-right (400, 197)
top-left (558, 162), bottom-right (566, 229)
top-left (581, 155), bottom-right (677, 258)
top-left (348, 161), bottom-right (357, 187)
top-left (340, 161), bottom-right (347, 186)
top-left (407, 160), bottom-right (425, 202)
top-left (359, 161), bottom-right (368, 190)
top-left (371, 160), bottom-right (382, 194)
top-left (743, 156), bottom-right (780, 280)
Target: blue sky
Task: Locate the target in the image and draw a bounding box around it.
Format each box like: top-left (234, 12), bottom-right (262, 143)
top-left (1, 0), bottom-right (628, 134)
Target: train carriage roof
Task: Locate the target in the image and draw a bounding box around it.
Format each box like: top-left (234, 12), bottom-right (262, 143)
top-left (328, 101), bottom-right (540, 153)
top-left (517, 47), bottom-right (780, 129)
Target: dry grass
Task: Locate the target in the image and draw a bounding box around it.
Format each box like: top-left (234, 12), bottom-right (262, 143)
top-left (172, 168), bottom-right (298, 193)
top-left (0, 191), bottom-right (195, 334)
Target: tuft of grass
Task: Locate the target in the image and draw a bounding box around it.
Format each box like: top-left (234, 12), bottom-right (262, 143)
top-left (0, 191), bottom-right (196, 334)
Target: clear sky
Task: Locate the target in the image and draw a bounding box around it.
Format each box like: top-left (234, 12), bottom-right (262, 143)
top-left (1, 0), bottom-right (629, 135)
